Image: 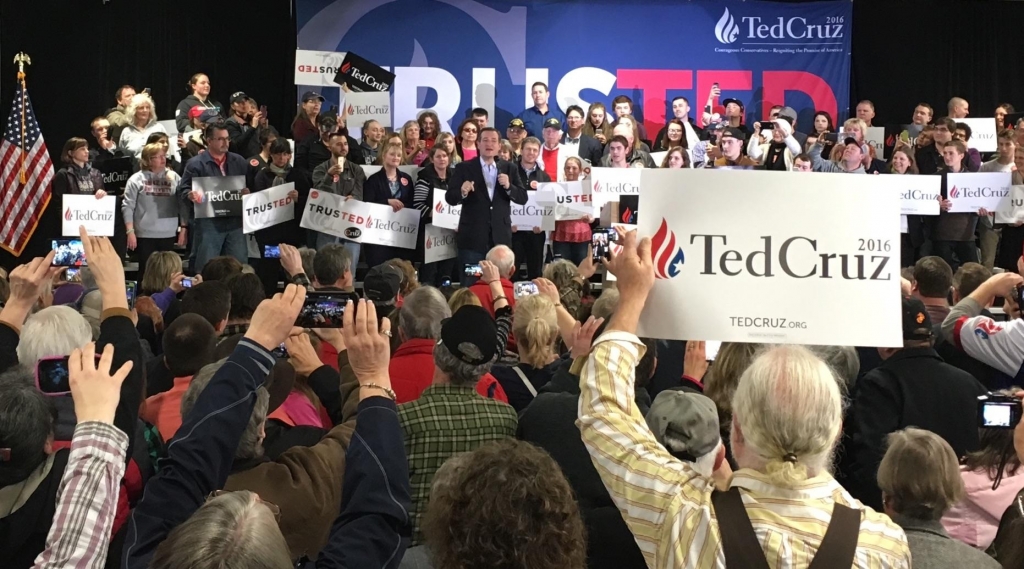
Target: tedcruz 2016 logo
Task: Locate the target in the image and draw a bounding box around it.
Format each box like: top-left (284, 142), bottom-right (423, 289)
top-left (714, 6), bottom-right (845, 45)
top-left (949, 186), bottom-right (1007, 199)
top-left (652, 219), bottom-right (686, 280)
top-left (64, 208), bottom-right (113, 222)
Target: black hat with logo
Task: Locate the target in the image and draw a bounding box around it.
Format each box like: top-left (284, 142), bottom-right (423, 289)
top-left (440, 305), bottom-right (497, 365)
top-left (902, 297), bottom-right (934, 341)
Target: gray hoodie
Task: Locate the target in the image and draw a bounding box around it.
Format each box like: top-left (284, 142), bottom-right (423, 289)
top-left (809, 141), bottom-right (866, 174)
top-left (122, 169), bottom-right (183, 238)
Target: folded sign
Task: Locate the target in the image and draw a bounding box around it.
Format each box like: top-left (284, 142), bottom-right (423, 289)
top-left (535, 181), bottom-right (592, 221)
top-left (300, 191), bottom-right (419, 249)
top-left (636, 169), bottom-right (902, 348)
top-left (423, 223), bottom-right (457, 263)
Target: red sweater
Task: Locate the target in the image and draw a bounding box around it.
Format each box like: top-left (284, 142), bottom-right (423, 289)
top-left (389, 338), bottom-right (508, 404)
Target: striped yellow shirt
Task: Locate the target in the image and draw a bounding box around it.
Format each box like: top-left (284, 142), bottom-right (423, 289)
top-left (578, 331), bottom-right (912, 569)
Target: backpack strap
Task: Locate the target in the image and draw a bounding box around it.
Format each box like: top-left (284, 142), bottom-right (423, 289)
top-left (710, 488), bottom-right (771, 569)
top-left (808, 502), bottom-right (862, 569)
top-left (511, 366), bottom-right (537, 397)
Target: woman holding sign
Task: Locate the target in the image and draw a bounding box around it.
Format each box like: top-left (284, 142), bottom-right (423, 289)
top-left (122, 143), bottom-right (183, 285)
top-left (253, 139), bottom-right (306, 296)
top-left (364, 144), bottom-right (415, 267)
top-left (551, 156), bottom-right (593, 265)
top-left (414, 145), bottom-right (456, 286)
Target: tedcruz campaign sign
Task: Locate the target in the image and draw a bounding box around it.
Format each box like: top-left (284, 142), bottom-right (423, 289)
top-left (301, 191), bottom-right (419, 248)
top-left (636, 169), bottom-right (902, 347)
top-left (334, 51), bottom-right (395, 92)
top-left (432, 188), bottom-right (462, 230)
top-left (958, 118), bottom-right (998, 153)
top-left (536, 181), bottom-right (592, 221)
top-left (589, 168), bottom-right (640, 217)
top-left (423, 223), bottom-right (457, 263)
top-left (511, 192), bottom-right (553, 231)
top-left (345, 91), bottom-right (392, 128)
top-left (946, 172), bottom-right (1013, 213)
top-left (193, 176), bottom-right (245, 219)
top-left (95, 157), bottom-right (133, 197)
top-left (893, 175), bottom-right (941, 216)
top-left (243, 184), bottom-right (296, 234)
top-left (296, 0), bottom-right (851, 139)
top-left (62, 195), bottom-right (116, 237)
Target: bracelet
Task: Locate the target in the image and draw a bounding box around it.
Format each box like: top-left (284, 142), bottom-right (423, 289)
top-left (359, 383), bottom-right (396, 401)
top-left (492, 295), bottom-right (507, 304)
top-left (126, 228), bottom-right (135, 235)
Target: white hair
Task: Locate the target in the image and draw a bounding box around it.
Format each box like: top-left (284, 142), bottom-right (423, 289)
top-left (730, 345), bottom-right (842, 487)
top-left (486, 245), bottom-right (516, 279)
top-left (400, 287), bottom-right (451, 340)
top-left (692, 441), bottom-right (724, 478)
top-left (126, 92), bottom-right (158, 126)
top-left (17, 305), bottom-right (92, 365)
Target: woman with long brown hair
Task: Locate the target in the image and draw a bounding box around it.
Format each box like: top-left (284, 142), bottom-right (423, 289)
top-left (455, 117), bottom-right (479, 161)
top-left (290, 91), bottom-right (324, 144)
top-left (417, 110), bottom-right (441, 151)
top-left (583, 102), bottom-right (612, 145)
top-left (654, 119), bottom-right (688, 152)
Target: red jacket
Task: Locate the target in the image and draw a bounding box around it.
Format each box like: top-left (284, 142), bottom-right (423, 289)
top-left (389, 338), bottom-right (508, 404)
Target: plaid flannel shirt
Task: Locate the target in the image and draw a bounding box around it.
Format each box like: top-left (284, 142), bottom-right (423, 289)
top-left (399, 384), bottom-right (518, 544)
top-left (33, 421), bottom-right (128, 569)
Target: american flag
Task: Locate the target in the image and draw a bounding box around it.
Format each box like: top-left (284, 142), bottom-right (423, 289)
top-left (0, 81), bottom-right (54, 256)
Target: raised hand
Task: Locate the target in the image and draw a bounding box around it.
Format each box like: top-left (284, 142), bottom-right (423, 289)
top-left (69, 342), bottom-right (134, 425)
top-left (244, 284), bottom-right (307, 351)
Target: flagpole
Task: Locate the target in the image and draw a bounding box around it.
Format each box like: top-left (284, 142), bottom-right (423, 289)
top-left (13, 53), bottom-right (31, 184)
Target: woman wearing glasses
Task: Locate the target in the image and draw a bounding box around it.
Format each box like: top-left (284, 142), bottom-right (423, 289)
top-left (455, 118), bottom-right (479, 161)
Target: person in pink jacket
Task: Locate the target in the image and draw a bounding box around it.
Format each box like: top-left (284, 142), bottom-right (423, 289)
top-left (942, 418), bottom-right (1024, 549)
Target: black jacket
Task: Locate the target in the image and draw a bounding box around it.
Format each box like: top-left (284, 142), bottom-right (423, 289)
top-left (225, 117), bottom-right (262, 159)
top-left (517, 359), bottom-right (647, 569)
top-left (252, 166), bottom-right (310, 247)
top-left (517, 162), bottom-right (552, 188)
top-left (652, 119), bottom-right (702, 151)
top-left (173, 95), bottom-right (223, 133)
top-left (561, 132), bottom-right (603, 167)
top-left (295, 135), bottom-right (364, 187)
top-left (444, 157), bottom-right (528, 254)
top-left (363, 168), bottom-right (415, 208)
top-left (846, 347), bottom-right (986, 510)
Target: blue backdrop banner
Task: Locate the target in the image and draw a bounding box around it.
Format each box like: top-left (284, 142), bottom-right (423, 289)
top-left (296, 0), bottom-right (851, 137)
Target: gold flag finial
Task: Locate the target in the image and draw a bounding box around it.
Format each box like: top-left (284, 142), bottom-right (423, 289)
top-left (13, 52), bottom-right (31, 79)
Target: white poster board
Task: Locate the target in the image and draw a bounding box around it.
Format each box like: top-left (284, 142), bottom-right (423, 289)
top-left (635, 169), bottom-right (902, 347)
top-left (535, 181), bottom-right (592, 221)
top-left (345, 91), bottom-right (392, 129)
top-left (865, 126), bottom-right (886, 156)
top-left (300, 191), bottom-right (419, 249)
top-left (423, 224), bottom-right (457, 263)
top-left (242, 184), bottom-right (296, 234)
top-left (895, 175), bottom-right (941, 215)
top-left (590, 167), bottom-right (640, 217)
top-left (946, 172), bottom-right (1013, 213)
top-left (510, 191), bottom-right (553, 231)
top-left (294, 50), bottom-right (346, 87)
top-left (959, 118), bottom-right (998, 153)
top-left (431, 188), bottom-right (462, 230)
top-left (995, 185), bottom-right (1024, 224)
top-left (62, 195), bottom-right (116, 237)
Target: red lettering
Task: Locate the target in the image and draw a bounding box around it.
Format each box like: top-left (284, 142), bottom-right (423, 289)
top-left (761, 71), bottom-right (837, 130)
top-left (695, 71), bottom-right (753, 127)
top-left (615, 70), bottom-right (693, 141)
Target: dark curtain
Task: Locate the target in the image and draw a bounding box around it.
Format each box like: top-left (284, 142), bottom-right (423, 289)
top-left (0, 0), bottom-right (297, 265)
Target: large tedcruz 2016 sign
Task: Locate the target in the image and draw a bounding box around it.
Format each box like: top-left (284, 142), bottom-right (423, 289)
top-left (295, 0), bottom-right (851, 137)
top-left (636, 169), bottom-right (902, 347)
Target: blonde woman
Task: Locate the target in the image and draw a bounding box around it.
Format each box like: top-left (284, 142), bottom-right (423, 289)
top-left (435, 132), bottom-right (461, 164)
top-left (118, 92), bottom-right (167, 159)
top-left (401, 119), bottom-right (429, 166)
top-left (491, 294), bottom-right (563, 411)
top-left (448, 287), bottom-right (481, 313)
top-left (140, 251), bottom-right (184, 295)
top-left (123, 143), bottom-right (184, 284)
top-left (376, 133), bottom-right (404, 165)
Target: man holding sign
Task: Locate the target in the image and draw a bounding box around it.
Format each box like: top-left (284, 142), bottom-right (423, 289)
top-left (446, 127), bottom-right (528, 284)
top-left (176, 122), bottom-right (251, 270)
top-left (311, 132), bottom-right (365, 258)
top-left (935, 140), bottom-right (987, 271)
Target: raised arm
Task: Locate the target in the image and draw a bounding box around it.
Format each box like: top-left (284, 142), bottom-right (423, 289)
top-left (0, 252), bottom-right (61, 373)
top-left (942, 272), bottom-right (1024, 376)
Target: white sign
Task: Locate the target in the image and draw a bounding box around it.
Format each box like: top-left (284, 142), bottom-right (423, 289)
top-left (635, 169), bottom-right (902, 347)
top-left (649, 151), bottom-right (667, 166)
top-left (300, 191), bottom-right (419, 249)
top-left (535, 181), bottom-right (592, 221)
top-left (865, 127), bottom-right (886, 156)
top-left (62, 195), bottom-right (116, 237)
top-left (423, 224), bottom-right (457, 263)
top-left (294, 50), bottom-right (346, 87)
top-left (432, 188), bottom-right (462, 230)
top-left (995, 185), bottom-right (1024, 224)
top-left (345, 91), bottom-right (392, 129)
top-left (590, 167), bottom-right (640, 217)
top-left (242, 184), bottom-right (296, 234)
top-left (895, 175), bottom-right (941, 215)
top-left (959, 118), bottom-right (998, 153)
top-left (511, 191), bottom-right (553, 231)
top-left (359, 164), bottom-right (420, 183)
top-left (947, 172), bottom-right (1013, 213)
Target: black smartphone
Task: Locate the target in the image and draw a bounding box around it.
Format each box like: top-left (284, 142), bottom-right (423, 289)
top-left (822, 132), bottom-right (840, 143)
top-left (126, 280), bottom-right (137, 310)
top-left (759, 121), bottom-right (775, 130)
top-left (35, 356), bottom-right (72, 395)
top-left (463, 263), bottom-right (483, 277)
top-left (260, 104), bottom-right (268, 117)
top-left (977, 393), bottom-right (1022, 429)
top-left (295, 292), bottom-right (359, 328)
top-left (181, 277), bottom-right (193, 289)
top-left (592, 228), bottom-right (619, 262)
top-left (264, 245), bottom-right (281, 259)
top-left (52, 239), bottom-right (86, 267)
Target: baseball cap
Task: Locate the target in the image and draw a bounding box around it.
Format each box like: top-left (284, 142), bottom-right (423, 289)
top-left (230, 91), bottom-right (250, 105)
top-left (720, 126), bottom-right (746, 141)
top-left (302, 91), bottom-right (325, 103)
top-left (903, 297), bottom-right (934, 341)
top-left (198, 109), bottom-right (222, 125)
top-left (441, 305), bottom-right (497, 365)
top-left (722, 98), bottom-right (744, 109)
top-left (363, 263), bottom-right (403, 303)
top-left (543, 117), bottom-right (562, 130)
top-left (778, 106), bottom-right (798, 122)
top-left (188, 105), bottom-right (205, 120)
top-left (645, 391), bottom-right (721, 461)
top-left (843, 137), bottom-right (868, 155)
top-left (508, 117), bottom-right (525, 130)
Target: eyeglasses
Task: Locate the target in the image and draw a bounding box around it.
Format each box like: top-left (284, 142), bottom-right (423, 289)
top-left (208, 490), bottom-right (281, 522)
top-left (463, 128), bottom-right (477, 133)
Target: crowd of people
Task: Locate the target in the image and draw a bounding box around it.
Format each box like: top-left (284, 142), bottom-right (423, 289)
top-left (4, 73), bottom-right (1024, 568)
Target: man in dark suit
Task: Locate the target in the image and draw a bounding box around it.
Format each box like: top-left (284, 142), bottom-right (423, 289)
top-left (446, 127), bottom-right (528, 285)
top-left (561, 105), bottom-right (603, 167)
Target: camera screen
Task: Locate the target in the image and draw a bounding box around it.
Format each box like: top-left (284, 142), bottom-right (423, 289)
top-left (37, 358), bottom-right (71, 394)
top-left (463, 264), bottom-right (482, 277)
top-left (295, 294), bottom-right (357, 328)
top-left (592, 229), bottom-right (618, 262)
top-left (182, 278), bottom-right (193, 288)
top-left (264, 245), bottom-right (281, 259)
top-left (126, 281), bottom-right (137, 309)
top-left (52, 239), bottom-right (86, 267)
top-left (982, 403), bottom-right (1014, 427)
top-left (514, 281), bottom-right (538, 298)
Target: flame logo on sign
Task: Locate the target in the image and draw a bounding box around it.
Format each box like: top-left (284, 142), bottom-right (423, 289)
top-left (435, 201), bottom-right (444, 214)
top-left (593, 179), bottom-right (601, 192)
top-left (341, 62), bottom-right (351, 74)
top-left (621, 207), bottom-right (633, 224)
top-left (715, 8), bottom-right (740, 44)
top-left (425, 238), bottom-right (432, 249)
top-left (64, 208), bottom-right (72, 221)
top-left (347, 104), bottom-right (355, 116)
top-left (950, 186), bottom-right (960, 198)
top-left (365, 215), bottom-right (373, 229)
top-left (651, 219), bottom-right (685, 280)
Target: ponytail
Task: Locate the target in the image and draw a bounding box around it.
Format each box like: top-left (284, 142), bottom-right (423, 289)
top-left (511, 295), bottom-right (559, 368)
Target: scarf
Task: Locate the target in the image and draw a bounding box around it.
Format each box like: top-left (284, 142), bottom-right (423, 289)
top-left (268, 163), bottom-right (291, 187)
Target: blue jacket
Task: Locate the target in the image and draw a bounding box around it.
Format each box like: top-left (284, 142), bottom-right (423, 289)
top-left (518, 105), bottom-right (566, 138)
top-left (175, 150), bottom-right (250, 223)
